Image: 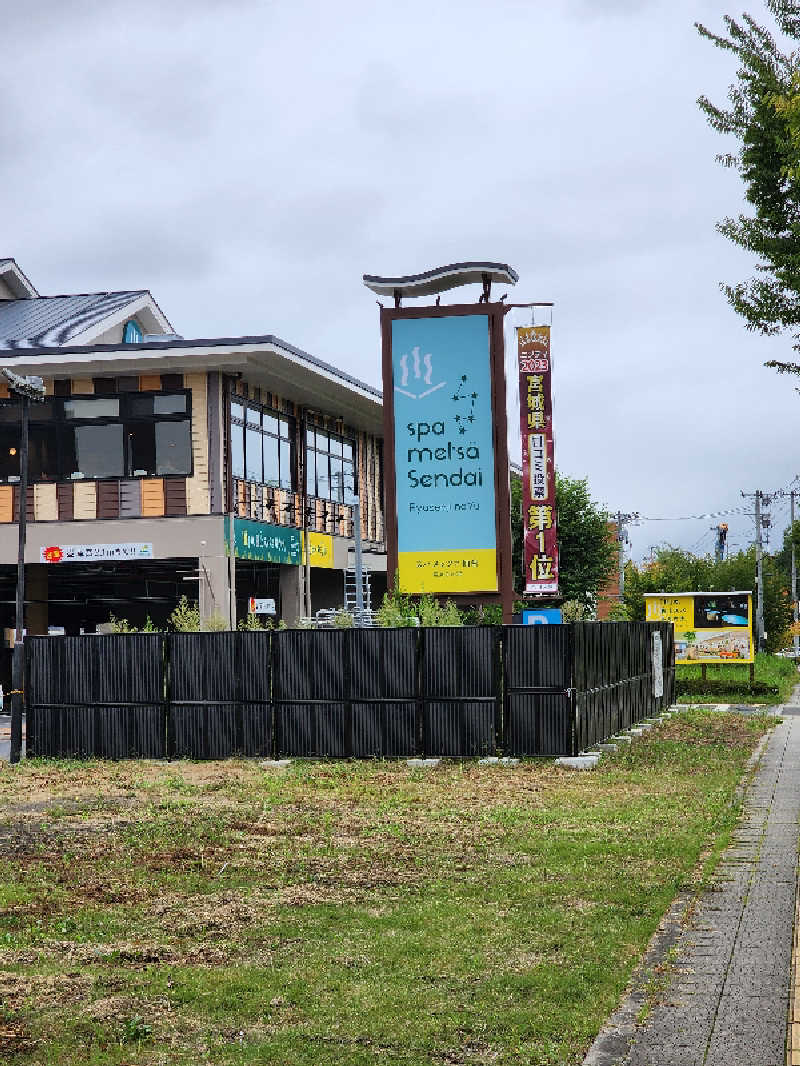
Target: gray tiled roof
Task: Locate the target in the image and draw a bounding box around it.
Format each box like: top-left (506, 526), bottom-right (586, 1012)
top-left (0, 291), bottom-right (146, 349)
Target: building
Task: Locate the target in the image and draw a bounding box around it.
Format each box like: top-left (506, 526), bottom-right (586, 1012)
top-left (0, 258), bottom-right (386, 641)
top-left (595, 521), bottom-right (622, 620)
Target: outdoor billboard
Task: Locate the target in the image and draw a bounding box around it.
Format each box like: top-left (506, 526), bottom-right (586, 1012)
top-left (644, 591), bottom-right (753, 664)
top-left (518, 325), bottom-right (559, 594)
top-left (380, 303), bottom-right (512, 609)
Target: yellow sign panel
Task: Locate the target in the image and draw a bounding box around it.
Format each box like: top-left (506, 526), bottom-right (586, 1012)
top-left (301, 531), bottom-right (333, 569)
top-left (644, 592), bottom-right (754, 664)
top-left (398, 548), bottom-right (498, 594)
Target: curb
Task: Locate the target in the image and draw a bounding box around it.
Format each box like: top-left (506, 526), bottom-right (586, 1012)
top-left (787, 852), bottom-right (800, 1065)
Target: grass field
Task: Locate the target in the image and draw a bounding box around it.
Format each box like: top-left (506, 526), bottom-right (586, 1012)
top-left (676, 651), bottom-right (798, 703)
top-left (0, 710), bottom-right (775, 1065)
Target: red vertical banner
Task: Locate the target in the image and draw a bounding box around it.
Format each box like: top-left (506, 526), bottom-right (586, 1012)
top-left (518, 325), bottom-right (559, 595)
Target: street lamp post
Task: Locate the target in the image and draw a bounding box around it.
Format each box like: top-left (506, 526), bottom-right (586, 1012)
top-left (7, 371), bottom-right (46, 765)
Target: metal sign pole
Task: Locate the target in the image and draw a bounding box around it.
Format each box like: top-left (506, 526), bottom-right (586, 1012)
top-left (10, 394), bottom-right (29, 765)
top-left (352, 497), bottom-right (365, 624)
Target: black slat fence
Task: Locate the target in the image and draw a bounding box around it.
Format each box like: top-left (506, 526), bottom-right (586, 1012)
top-left (24, 622), bottom-right (675, 760)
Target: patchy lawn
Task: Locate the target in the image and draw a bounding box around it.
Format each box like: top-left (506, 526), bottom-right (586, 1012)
top-left (0, 710), bottom-right (775, 1065)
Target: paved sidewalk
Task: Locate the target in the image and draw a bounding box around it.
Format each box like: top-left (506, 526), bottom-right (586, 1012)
top-left (587, 715), bottom-right (800, 1066)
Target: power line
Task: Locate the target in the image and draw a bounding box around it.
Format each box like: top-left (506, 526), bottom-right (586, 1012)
top-left (635, 477), bottom-right (800, 523)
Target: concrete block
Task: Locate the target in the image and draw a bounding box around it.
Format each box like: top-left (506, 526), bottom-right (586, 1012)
top-left (260, 759), bottom-right (292, 769)
top-left (597, 743), bottom-right (619, 752)
top-left (555, 754), bottom-right (600, 770)
top-left (478, 756), bottom-right (519, 765)
top-left (407, 758), bottom-right (440, 768)
top-left (612, 735), bottom-right (632, 744)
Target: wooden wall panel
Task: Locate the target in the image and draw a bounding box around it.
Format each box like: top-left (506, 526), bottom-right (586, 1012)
top-left (139, 374), bottom-right (161, 391)
top-left (119, 480), bottom-right (141, 518)
top-left (207, 372), bottom-right (223, 514)
top-left (97, 481), bottom-right (120, 520)
top-left (43, 378), bottom-right (54, 396)
top-left (34, 484), bottom-right (57, 521)
top-left (0, 382), bottom-right (9, 400)
top-left (0, 486), bottom-right (13, 523)
top-left (141, 479), bottom-right (165, 517)
top-left (56, 484), bottom-right (74, 521)
top-left (71, 378), bottom-right (94, 395)
top-left (73, 482), bottom-right (97, 520)
top-left (13, 487), bottom-right (35, 522)
top-left (164, 479), bottom-right (187, 517)
top-left (237, 481), bottom-right (246, 517)
top-left (184, 372), bottom-right (210, 515)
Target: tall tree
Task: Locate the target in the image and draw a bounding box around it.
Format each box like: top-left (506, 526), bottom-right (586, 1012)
top-left (697, 3), bottom-right (800, 372)
top-left (510, 472), bottom-right (617, 607)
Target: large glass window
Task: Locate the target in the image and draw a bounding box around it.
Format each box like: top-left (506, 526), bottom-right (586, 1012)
top-left (306, 427), bottom-right (357, 503)
top-left (230, 399), bottom-right (295, 490)
top-left (0, 391), bottom-right (192, 483)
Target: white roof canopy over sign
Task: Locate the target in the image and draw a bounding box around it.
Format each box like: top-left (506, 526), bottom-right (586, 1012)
top-left (362, 261), bottom-right (518, 299)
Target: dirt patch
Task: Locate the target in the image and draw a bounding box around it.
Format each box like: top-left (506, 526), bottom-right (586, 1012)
top-left (0, 970), bottom-right (93, 1011)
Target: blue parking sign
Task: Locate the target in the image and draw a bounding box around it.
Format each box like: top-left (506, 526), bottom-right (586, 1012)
top-left (522, 608), bottom-right (562, 625)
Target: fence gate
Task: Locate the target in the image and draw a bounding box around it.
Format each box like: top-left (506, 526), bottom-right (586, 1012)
top-left (503, 624), bottom-right (573, 756)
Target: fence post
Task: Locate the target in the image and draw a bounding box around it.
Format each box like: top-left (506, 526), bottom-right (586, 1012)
top-left (234, 632), bottom-right (245, 755)
top-left (568, 623), bottom-right (578, 757)
top-left (497, 626), bottom-right (506, 753)
top-left (345, 627), bottom-right (354, 758)
top-left (271, 629), bottom-right (279, 759)
top-left (164, 634), bottom-right (174, 761)
top-left (416, 626), bottom-right (425, 757)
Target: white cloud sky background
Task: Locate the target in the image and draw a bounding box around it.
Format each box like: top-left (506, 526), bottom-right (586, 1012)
top-left (3, 0), bottom-right (797, 564)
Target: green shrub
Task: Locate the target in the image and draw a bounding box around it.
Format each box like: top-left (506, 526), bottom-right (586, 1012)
top-left (169, 596), bottom-right (201, 632)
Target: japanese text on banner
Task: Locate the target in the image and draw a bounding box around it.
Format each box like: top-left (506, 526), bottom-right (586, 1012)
top-left (518, 325), bottom-right (559, 595)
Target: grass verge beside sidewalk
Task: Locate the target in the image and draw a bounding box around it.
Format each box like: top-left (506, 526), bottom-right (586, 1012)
top-left (0, 710), bottom-right (776, 1065)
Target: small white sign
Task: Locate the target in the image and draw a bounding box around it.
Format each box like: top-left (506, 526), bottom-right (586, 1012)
top-left (248, 597), bottom-right (276, 615)
top-left (652, 631), bottom-right (664, 698)
top-left (40, 543), bottom-right (154, 564)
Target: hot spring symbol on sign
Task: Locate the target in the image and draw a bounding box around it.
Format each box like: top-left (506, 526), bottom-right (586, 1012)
top-left (391, 315), bottom-right (498, 594)
top-left (395, 346), bottom-right (447, 400)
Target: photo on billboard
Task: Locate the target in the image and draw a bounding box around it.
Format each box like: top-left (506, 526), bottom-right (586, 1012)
top-left (693, 594), bottom-right (749, 629)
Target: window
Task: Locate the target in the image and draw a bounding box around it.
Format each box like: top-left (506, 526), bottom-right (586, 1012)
top-left (230, 399), bottom-right (295, 490)
top-left (122, 319), bottom-right (143, 344)
top-left (306, 427), bottom-right (357, 503)
top-left (0, 392), bottom-right (192, 483)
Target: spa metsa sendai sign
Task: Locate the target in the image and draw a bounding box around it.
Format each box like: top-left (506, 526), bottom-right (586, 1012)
top-left (391, 313), bottom-right (498, 593)
top-left (366, 262), bottom-right (516, 617)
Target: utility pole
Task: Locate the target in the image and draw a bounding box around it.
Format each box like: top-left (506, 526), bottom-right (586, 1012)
top-left (614, 511), bottom-right (640, 602)
top-left (755, 490), bottom-right (765, 653)
top-left (792, 490), bottom-right (799, 659)
top-left (742, 489), bottom-right (767, 653)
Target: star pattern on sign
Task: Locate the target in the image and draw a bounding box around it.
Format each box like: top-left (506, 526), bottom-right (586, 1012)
top-left (451, 374), bottom-right (479, 418)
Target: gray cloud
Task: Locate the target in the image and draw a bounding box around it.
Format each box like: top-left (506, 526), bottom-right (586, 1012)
top-left (2, 0), bottom-right (793, 561)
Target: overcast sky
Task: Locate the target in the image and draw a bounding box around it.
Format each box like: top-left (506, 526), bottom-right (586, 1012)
top-left (3, 0), bottom-right (798, 564)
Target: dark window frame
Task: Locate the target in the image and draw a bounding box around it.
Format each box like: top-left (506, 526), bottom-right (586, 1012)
top-left (0, 389), bottom-right (194, 484)
top-left (230, 400), bottom-right (296, 491)
top-left (306, 426), bottom-right (358, 504)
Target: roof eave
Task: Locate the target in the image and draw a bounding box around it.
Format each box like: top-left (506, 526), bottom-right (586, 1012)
top-left (0, 336), bottom-right (384, 433)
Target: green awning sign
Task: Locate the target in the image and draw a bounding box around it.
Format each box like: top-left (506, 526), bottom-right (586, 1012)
top-left (225, 517), bottom-right (301, 564)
